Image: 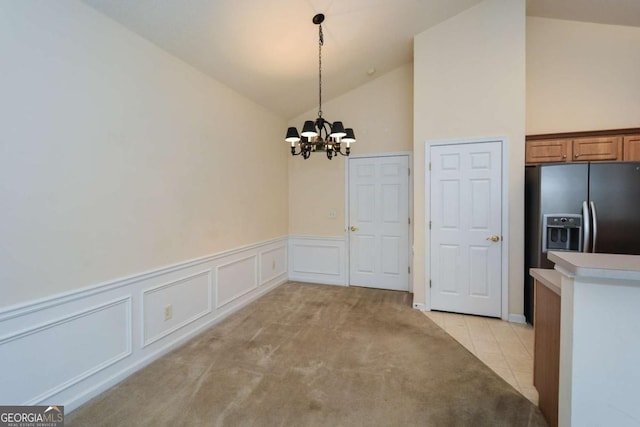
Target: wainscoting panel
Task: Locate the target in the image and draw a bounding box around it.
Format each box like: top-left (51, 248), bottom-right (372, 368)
top-left (0, 297), bottom-right (131, 405)
top-left (288, 235), bottom-right (347, 286)
top-left (216, 255), bottom-right (258, 308)
top-left (0, 237), bottom-right (288, 412)
top-left (142, 270), bottom-right (212, 347)
top-left (260, 245), bottom-right (287, 285)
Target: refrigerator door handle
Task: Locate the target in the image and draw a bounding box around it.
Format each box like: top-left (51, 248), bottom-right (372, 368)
top-left (582, 201), bottom-right (590, 253)
top-left (590, 201), bottom-right (598, 253)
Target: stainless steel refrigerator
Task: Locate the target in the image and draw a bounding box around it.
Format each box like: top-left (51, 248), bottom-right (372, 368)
top-left (524, 161), bottom-right (640, 323)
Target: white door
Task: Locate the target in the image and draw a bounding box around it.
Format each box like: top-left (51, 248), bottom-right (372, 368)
top-left (349, 156), bottom-right (410, 291)
top-left (429, 141), bottom-right (502, 317)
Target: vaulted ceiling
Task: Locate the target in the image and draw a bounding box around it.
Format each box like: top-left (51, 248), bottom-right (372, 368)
top-left (81, 0), bottom-right (640, 120)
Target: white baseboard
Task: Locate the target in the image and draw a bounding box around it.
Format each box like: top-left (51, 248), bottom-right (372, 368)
top-left (508, 313), bottom-right (527, 324)
top-left (413, 303), bottom-right (427, 310)
top-left (0, 237), bottom-right (288, 412)
top-left (288, 235), bottom-right (347, 286)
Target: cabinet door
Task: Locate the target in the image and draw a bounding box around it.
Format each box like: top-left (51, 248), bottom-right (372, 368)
top-left (623, 135), bottom-right (640, 160)
top-left (572, 136), bottom-right (621, 161)
top-left (534, 280), bottom-right (560, 427)
top-left (525, 139), bottom-right (570, 164)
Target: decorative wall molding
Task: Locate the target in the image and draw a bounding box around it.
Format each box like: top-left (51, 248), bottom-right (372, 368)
top-left (0, 237), bottom-right (287, 323)
top-left (260, 245), bottom-right (287, 285)
top-left (0, 297), bottom-right (132, 405)
top-left (0, 237), bottom-right (287, 412)
top-left (215, 255), bottom-right (258, 309)
top-left (288, 235), bottom-right (347, 286)
top-left (141, 270), bottom-right (212, 347)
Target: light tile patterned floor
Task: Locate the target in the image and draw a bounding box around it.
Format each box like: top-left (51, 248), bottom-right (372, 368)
top-left (423, 310), bottom-right (539, 405)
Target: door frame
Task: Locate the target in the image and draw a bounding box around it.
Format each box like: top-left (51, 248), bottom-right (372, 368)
top-left (345, 151), bottom-right (413, 292)
top-left (425, 138), bottom-right (509, 320)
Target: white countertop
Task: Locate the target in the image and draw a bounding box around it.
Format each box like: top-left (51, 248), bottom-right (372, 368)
top-left (548, 251), bottom-right (640, 282)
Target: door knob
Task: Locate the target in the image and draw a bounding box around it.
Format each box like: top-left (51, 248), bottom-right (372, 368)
top-left (350, 226), bottom-right (359, 232)
top-left (486, 235), bottom-right (500, 242)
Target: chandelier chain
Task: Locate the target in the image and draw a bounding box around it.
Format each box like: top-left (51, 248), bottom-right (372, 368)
top-left (318, 23), bottom-right (323, 118)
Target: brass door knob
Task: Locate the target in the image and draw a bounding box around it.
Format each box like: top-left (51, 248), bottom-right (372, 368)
top-left (486, 235), bottom-right (500, 242)
top-left (350, 226), bottom-right (359, 232)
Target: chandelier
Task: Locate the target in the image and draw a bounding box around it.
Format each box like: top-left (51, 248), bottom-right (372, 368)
top-left (285, 13), bottom-right (356, 160)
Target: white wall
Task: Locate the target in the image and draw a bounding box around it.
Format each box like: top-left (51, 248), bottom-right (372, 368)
top-left (0, 1), bottom-right (288, 308)
top-left (413, 0), bottom-right (526, 316)
top-left (288, 63), bottom-right (413, 237)
top-left (0, 0), bottom-right (290, 412)
top-left (527, 17), bottom-right (640, 134)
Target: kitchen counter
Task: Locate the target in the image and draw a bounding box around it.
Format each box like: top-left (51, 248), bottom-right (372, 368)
top-left (548, 251), bottom-right (640, 282)
top-left (544, 251), bottom-right (640, 427)
top-left (530, 268), bottom-right (561, 295)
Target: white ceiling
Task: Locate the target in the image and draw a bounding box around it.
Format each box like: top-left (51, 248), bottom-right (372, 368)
top-left (81, 0), bottom-right (640, 120)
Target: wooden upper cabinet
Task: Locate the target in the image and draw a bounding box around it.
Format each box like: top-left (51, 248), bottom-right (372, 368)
top-left (623, 135), bottom-right (640, 161)
top-left (526, 129), bottom-right (640, 165)
top-left (572, 136), bottom-right (622, 161)
top-left (525, 139), bottom-right (570, 165)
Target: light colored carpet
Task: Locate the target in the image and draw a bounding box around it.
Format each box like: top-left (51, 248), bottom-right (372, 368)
top-left (67, 282), bottom-right (548, 426)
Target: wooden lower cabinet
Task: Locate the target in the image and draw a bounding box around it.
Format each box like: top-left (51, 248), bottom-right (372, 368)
top-left (572, 136), bottom-right (622, 161)
top-left (623, 135), bottom-right (640, 160)
top-left (534, 279), bottom-right (560, 427)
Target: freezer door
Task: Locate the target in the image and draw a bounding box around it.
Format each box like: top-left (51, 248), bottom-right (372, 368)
top-left (589, 162), bottom-right (640, 255)
top-left (539, 163), bottom-right (589, 267)
top-left (539, 163), bottom-right (589, 214)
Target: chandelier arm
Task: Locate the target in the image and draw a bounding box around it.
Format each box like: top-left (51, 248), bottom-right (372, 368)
top-left (321, 120), bottom-right (332, 141)
top-left (332, 143), bottom-right (351, 156)
top-left (290, 141), bottom-right (313, 158)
